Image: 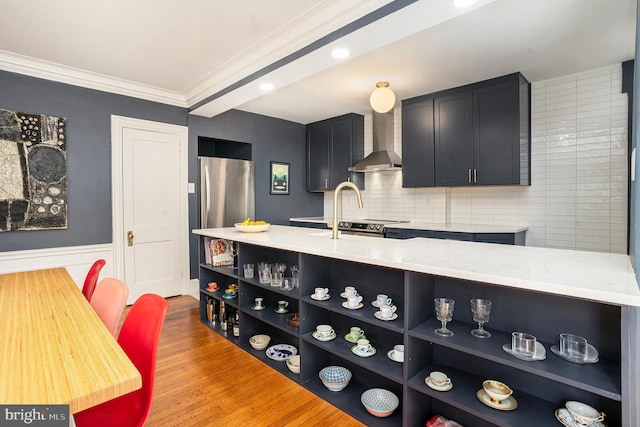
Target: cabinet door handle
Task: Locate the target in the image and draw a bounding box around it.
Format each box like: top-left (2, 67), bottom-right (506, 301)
top-left (474, 169), bottom-right (477, 183)
top-left (468, 169), bottom-right (472, 183)
top-left (325, 178), bottom-right (328, 189)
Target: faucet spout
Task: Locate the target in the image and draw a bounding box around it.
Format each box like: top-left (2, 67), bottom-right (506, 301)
top-left (331, 181), bottom-right (364, 239)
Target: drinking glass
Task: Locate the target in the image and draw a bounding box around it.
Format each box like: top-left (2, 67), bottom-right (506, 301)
top-left (434, 298), bottom-right (455, 337)
top-left (470, 298), bottom-right (492, 338)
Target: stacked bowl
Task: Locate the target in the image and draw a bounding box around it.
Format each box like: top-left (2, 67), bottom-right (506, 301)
top-left (361, 388), bottom-right (399, 417)
top-left (319, 366), bottom-right (352, 392)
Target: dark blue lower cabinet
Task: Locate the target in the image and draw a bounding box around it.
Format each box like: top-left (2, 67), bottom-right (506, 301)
top-left (387, 229), bottom-right (525, 245)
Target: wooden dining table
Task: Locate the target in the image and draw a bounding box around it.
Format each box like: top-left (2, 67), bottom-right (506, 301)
top-left (0, 267), bottom-right (141, 413)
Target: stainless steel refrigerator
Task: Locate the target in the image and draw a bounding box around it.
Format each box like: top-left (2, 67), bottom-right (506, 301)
top-left (199, 157), bottom-right (255, 228)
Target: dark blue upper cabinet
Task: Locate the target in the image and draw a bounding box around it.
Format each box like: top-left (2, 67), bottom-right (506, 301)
top-left (402, 72), bottom-right (530, 188)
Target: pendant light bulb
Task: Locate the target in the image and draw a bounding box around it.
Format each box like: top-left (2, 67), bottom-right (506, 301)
top-left (369, 81), bottom-right (396, 113)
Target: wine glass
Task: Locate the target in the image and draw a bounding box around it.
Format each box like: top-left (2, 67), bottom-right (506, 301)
top-left (434, 298), bottom-right (455, 337)
top-left (470, 298), bottom-right (492, 338)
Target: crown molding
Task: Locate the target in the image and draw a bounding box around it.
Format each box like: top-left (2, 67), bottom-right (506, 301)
top-left (0, 50), bottom-right (188, 108)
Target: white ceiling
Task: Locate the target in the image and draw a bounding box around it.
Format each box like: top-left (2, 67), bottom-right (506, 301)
top-left (0, 0), bottom-right (635, 124)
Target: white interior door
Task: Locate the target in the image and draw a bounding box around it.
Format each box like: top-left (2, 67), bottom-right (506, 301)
top-left (112, 116), bottom-right (188, 304)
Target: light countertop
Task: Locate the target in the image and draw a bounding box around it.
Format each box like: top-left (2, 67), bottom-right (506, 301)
top-left (194, 225), bottom-right (640, 306)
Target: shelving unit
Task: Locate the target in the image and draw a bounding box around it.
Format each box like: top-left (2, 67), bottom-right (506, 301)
top-left (197, 233), bottom-right (631, 426)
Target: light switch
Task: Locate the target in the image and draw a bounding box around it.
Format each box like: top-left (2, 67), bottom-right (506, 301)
top-left (188, 182), bottom-right (195, 193)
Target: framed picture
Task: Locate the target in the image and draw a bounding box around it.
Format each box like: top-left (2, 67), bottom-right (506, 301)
top-left (270, 161), bottom-right (290, 195)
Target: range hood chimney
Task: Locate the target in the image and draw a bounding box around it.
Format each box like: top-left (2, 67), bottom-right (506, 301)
top-left (349, 110), bottom-right (402, 172)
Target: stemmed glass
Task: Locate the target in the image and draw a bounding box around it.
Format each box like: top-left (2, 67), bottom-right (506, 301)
top-left (470, 298), bottom-right (492, 338)
top-left (434, 298), bottom-right (455, 337)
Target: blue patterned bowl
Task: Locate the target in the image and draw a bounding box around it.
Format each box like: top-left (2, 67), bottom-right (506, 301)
top-left (319, 366), bottom-right (352, 391)
top-left (361, 388), bottom-right (399, 417)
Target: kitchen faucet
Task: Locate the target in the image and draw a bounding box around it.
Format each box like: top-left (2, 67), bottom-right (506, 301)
top-left (331, 181), bottom-right (363, 239)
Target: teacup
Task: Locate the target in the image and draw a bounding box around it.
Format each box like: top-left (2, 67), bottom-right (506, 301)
top-left (316, 324), bottom-right (334, 338)
top-left (565, 401), bottom-right (606, 426)
top-left (559, 333), bottom-right (588, 360)
top-left (482, 380), bottom-right (512, 404)
top-left (429, 371), bottom-right (451, 386)
top-left (349, 327), bottom-right (364, 341)
top-left (224, 288), bottom-right (236, 296)
top-left (356, 338), bottom-right (371, 352)
top-left (511, 332), bottom-right (537, 357)
top-left (314, 287), bottom-right (329, 298)
top-left (344, 286), bottom-right (357, 297)
top-left (276, 300), bottom-right (289, 312)
top-left (391, 344), bottom-right (404, 362)
top-left (347, 295), bottom-right (363, 308)
top-left (206, 282), bottom-right (218, 290)
top-left (379, 304), bottom-right (397, 319)
top-left (376, 294), bottom-right (392, 306)
top-left (253, 297), bottom-right (264, 308)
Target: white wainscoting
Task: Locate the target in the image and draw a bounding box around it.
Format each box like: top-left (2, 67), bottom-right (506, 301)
top-left (0, 244), bottom-right (115, 291)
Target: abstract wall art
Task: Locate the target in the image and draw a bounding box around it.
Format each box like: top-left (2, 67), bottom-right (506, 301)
top-left (0, 108), bottom-right (67, 231)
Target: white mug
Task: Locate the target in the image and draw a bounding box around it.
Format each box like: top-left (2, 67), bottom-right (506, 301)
top-left (347, 295), bottom-right (363, 307)
top-left (392, 344), bottom-right (404, 361)
top-left (357, 338), bottom-right (371, 352)
top-left (316, 324), bottom-right (334, 337)
top-left (429, 371), bottom-right (451, 386)
top-left (380, 304), bottom-right (397, 318)
top-left (376, 294), bottom-right (392, 306)
top-left (314, 287), bottom-right (329, 298)
top-left (344, 286), bottom-right (357, 297)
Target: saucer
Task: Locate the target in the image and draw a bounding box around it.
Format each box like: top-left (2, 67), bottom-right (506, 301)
top-left (340, 292), bottom-right (358, 298)
top-left (274, 307), bottom-right (290, 314)
top-left (221, 293), bottom-right (237, 299)
top-left (371, 300), bottom-right (388, 308)
top-left (476, 389), bottom-right (518, 411)
top-left (374, 311), bottom-right (398, 321)
top-left (206, 287), bottom-right (218, 292)
top-left (555, 408), bottom-right (606, 427)
top-left (387, 349), bottom-right (403, 363)
top-left (550, 344), bottom-right (599, 364)
top-left (312, 331), bottom-right (336, 341)
top-left (341, 301), bottom-right (363, 310)
top-left (425, 376), bottom-right (452, 392)
top-left (310, 293), bottom-right (330, 301)
top-left (351, 345), bottom-right (376, 357)
top-left (251, 304), bottom-right (266, 311)
top-left (502, 342), bottom-right (546, 361)
top-left (344, 333), bottom-right (366, 343)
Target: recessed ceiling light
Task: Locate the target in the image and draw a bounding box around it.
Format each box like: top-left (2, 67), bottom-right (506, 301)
top-left (453, 0), bottom-right (478, 7)
top-left (259, 82), bottom-right (274, 91)
top-left (331, 47), bottom-right (350, 59)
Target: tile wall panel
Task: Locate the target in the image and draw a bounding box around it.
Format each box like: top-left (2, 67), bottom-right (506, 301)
top-left (324, 64), bottom-right (628, 254)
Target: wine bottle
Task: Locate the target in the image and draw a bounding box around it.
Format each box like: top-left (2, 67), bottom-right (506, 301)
top-left (219, 301), bottom-right (227, 330)
top-left (233, 308), bottom-right (240, 336)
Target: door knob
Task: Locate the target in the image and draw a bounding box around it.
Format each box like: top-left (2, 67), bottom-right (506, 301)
top-left (127, 231), bottom-right (134, 247)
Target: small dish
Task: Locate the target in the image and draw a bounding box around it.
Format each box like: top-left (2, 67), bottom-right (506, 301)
top-left (221, 293), bottom-right (237, 299)
top-left (371, 300), bottom-right (382, 308)
top-left (555, 408), bottom-right (607, 427)
top-left (351, 344), bottom-right (376, 357)
top-left (249, 334), bottom-right (271, 350)
top-left (374, 311), bottom-right (398, 321)
top-left (344, 333), bottom-right (366, 343)
top-left (387, 349), bottom-right (403, 363)
top-left (251, 304), bottom-right (266, 311)
top-left (286, 313), bottom-right (299, 328)
top-left (312, 331), bottom-right (336, 341)
top-left (234, 222), bottom-right (270, 232)
top-left (274, 307), bottom-right (290, 314)
top-left (425, 376), bottom-right (453, 392)
top-left (502, 342), bottom-right (546, 361)
top-left (341, 301), bottom-right (363, 310)
top-left (310, 293), bottom-right (330, 301)
top-left (550, 344), bottom-right (599, 364)
top-left (286, 355), bottom-right (300, 374)
top-left (476, 389), bottom-right (518, 411)
top-left (265, 344), bottom-right (297, 361)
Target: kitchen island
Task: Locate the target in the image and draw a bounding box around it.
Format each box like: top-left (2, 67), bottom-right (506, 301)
top-left (194, 225), bottom-right (640, 426)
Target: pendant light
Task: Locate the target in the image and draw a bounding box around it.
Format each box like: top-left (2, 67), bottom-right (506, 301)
top-left (369, 81), bottom-right (396, 113)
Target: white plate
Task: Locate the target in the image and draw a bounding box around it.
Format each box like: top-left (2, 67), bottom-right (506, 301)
top-left (312, 331), bottom-right (336, 341)
top-left (234, 223), bottom-right (270, 232)
top-left (265, 344), bottom-right (297, 361)
top-left (476, 389), bottom-right (518, 411)
top-left (502, 342), bottom-right (546, 361)
top-left (251, 305), bottom-right (266, 311)
top-left (274, 308), bottom-right (290, 314)
top-left (310, 293), bottom-right (330, 301)
top-left (344, 333), bottom-right (366, 343)
top-left (550, 344), bottom-right (599, 364)
top-left (555, 408), bottom-right (607, 427)
top-left (374, 311), bottom-right (398, 321)
top-left (342, 301), bottom-right (363, 310)
top-left (387, 349), bottom-right (403, 363)
top-left (425, 376), bottom-right (452, 392)
top-left (351, 345), bottom-right (376, 357)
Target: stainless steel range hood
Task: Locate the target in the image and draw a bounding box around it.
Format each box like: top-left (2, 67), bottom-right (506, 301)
top-left (349, 110), bottom-right (402, 172)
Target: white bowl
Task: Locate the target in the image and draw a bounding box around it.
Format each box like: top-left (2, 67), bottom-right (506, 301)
top-left (286, 355), bottom-right (300, 374)
top-left (361, 388), bottom-right (399, 417)
top-left (319, 366), bottom-right (351, 392)
top-left (249, 334), bottom-right (271, 350)
top-left (234, 223), bottom-right (270, 233)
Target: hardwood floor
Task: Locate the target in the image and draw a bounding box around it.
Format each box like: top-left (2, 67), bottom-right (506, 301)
top-left (143, 295), bottom-right (366, 427)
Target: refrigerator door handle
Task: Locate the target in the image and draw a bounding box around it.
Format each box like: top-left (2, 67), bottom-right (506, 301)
top-left (204, 164), bottom-right (211, 223)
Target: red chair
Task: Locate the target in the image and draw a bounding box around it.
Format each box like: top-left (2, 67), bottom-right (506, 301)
top-left (82, 259), bottom-right (106, 301)
top-left (74, 294), bottom-right (169, 427)
top-left (90, 278), bottom-right (129, 337)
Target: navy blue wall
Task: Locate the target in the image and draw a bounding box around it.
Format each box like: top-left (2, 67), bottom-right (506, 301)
top-left (0, 70), bottom-right (324, 279)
